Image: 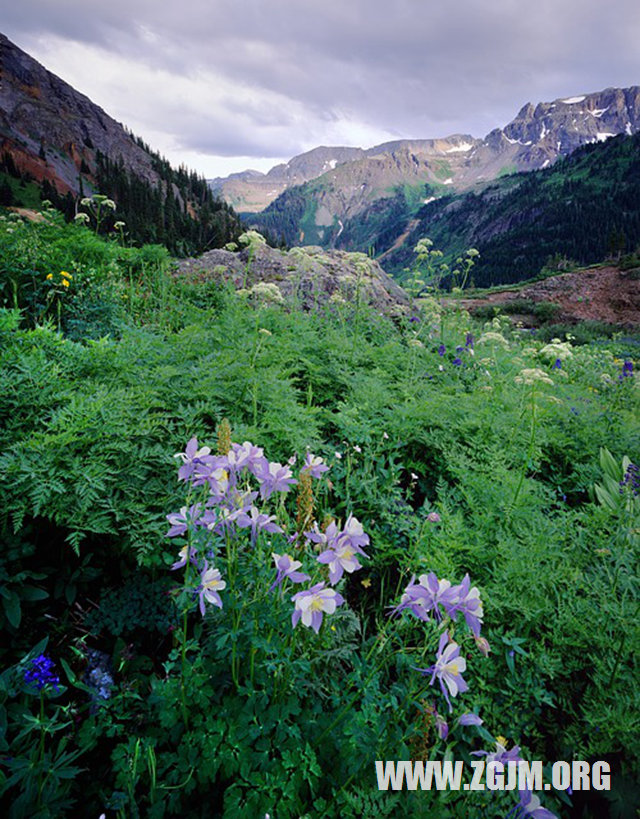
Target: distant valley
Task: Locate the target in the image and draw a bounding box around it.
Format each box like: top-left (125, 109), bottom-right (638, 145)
top-left (211, 85), bottom-right (640, 282)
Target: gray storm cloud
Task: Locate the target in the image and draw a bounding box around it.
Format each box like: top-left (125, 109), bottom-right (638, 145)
top-left (3, 0), bottom-right (640, 171)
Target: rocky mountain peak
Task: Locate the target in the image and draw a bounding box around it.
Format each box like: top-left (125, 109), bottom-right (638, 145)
top-left (0, 33), bottom-right (162, 195)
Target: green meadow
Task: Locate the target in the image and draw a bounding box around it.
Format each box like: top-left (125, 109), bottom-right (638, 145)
top-left (0, 206), bottom-right (638, 818)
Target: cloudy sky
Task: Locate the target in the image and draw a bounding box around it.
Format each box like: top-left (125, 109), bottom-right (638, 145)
top-left (4, 1), bottom-right (640, 178)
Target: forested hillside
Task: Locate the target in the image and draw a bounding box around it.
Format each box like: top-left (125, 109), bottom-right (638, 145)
top-left (380, 132), bottom-right (640, 285)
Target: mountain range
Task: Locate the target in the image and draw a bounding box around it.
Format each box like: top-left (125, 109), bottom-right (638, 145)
top-left (220, 86), bottom-right (640, 254)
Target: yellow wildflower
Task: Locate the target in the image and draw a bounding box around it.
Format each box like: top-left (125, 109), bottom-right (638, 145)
top-left (62, 279), bottom-right (70, 288)
top-left (46, 273), bottom-right (53, 280)
top-left (60, 271), bottom-right (72, 280)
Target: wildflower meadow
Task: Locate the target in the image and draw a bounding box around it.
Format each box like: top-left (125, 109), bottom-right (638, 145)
top-left (0, 206), bottom-right (638, 818)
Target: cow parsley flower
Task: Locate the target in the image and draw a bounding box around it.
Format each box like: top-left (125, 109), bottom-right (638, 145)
top-left (515, 368), bottom-right (553, 386)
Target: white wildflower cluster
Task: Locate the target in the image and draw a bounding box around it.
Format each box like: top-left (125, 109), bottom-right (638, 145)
top-left (248, 282), bottom-right (285, 305)
top-left (477, 331), bottom-right (509, 348)
top-left (515, 368), bottom-right (554, 386)
top-left (539, 338), bottom-right (573, 362)
top-left (238, 230), bottom-right (267, 249)
top-left (415, 295), bottom-right (441, 328)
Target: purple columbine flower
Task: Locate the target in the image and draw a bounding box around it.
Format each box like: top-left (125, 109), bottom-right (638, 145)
top-left (465, 333), bottom-right (474, 349)
top-left (389, 573), bottom-right (458, 621)
top-left (456, 345), bottom-right (464, 353)
top-left (269, 553), bottom-right (310, 591)
top-left (223, 488), bottom-right (259, 515)
top-left (515, 789), bottom-right (558, 818)
top-left (415, 631), bottom-right (468, 712)
top-left (458, 712), bottom-right (483, 727)
top-left (449, 574), bottom-right (484, 636)
top-left (435, 710), bottom-right (449, 740)
top-left (255, 461), bottom-right (298, 499)
top-left (388, 576), bottom-right (433, 620)
top-left (409, 316), bottom-right (420, 323)
top-left (472, 740), bottom-right (522, 766)
top-left (174, 437), bottom-right (211, 481)
top-left (191, 459), bottom-right (230, 497)
top-left (171, 544), bottom-right (198, 570)
top-left (291, 582), bottom-right (344, 633)
top-left (210, 506), bottom-right (243, 536)
top-left (418, 573), bottom-right (460, 620)
top-left (166, 504), bottom-right (204, 537)
top-left (437, 344), bottom-right (446, 356)
top-left (474, 635), bottom-right (491, 656)
top-left (300, 452), bottom-right (330, 479)
top-left (197, 561), bottom-right (226, 615)
top-left (227, 441), bottom-right (268, 477)
top-left (24, 654), bottom-right (60, 692)
top-left (317, 538), bottom-right (368, 584)
top-left (552, 358), bottom-right (562, 369)
top-left (452, 357), bottom-right (463, 366)
top-left (338, 514), bottom-right (370, 551)
top-left (622, 360), bottom-right (633, 377)
top-left (236, 506), bottom-right (283, 543)
top-left (311, 515), bottom-right (370, 584)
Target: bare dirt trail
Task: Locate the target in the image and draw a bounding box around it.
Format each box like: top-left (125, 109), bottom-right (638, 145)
top-left (455, 266), bottom-right (640, 326)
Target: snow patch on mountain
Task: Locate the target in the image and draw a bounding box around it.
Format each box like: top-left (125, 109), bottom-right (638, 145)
top-left (445, 142), bottom-right (474, 153)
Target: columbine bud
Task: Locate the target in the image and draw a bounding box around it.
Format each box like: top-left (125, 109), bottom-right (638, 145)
top-left (474, 635), bottom-right (491, 657)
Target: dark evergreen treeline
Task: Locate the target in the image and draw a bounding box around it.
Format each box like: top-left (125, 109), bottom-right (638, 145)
top-left (93, 150), bottom-right (241, 255)
top-left (338, 190), bottom-right (415, 254)
top-left (245, 184), bottom-right (310, 246)
top-left (382, 132), bottom-right (640, 285)
top-left (0, 139), bottom-right (242, 256)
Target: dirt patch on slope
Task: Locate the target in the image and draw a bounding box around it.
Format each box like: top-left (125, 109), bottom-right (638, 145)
top-left (457, 266), bottom-right (640, 327)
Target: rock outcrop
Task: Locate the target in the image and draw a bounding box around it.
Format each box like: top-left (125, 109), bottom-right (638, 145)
top-left (174, 243), bottom-right (411, 314)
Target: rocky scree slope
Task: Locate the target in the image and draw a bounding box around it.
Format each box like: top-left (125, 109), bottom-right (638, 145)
top-left (0, 33), bottom-right (163, 196)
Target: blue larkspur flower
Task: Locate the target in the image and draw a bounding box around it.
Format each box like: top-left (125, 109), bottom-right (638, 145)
top-left (24, 654), bottom-right (60, 692)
